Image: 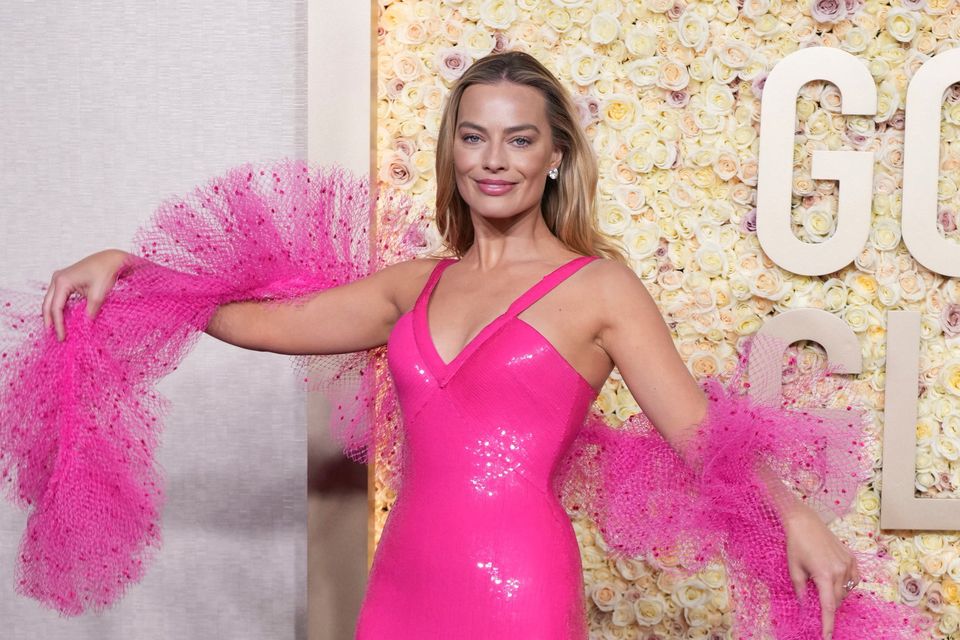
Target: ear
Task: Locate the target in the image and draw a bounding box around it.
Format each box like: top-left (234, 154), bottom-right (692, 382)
top-left (549, 148), bottom-right (563, 172)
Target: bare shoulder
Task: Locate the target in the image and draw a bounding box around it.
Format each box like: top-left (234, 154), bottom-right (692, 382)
top-left (582, 257), bottom-right (660, 331)
top-left (374, 256), bottom-right (446, 314)
top-left (581, 257), bottom-right (649, 299)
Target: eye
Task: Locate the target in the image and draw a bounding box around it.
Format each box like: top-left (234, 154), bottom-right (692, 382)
top-left (512, 137), bottom-right (532, 147)
top-left (462, 133), bottom-right (482, 143)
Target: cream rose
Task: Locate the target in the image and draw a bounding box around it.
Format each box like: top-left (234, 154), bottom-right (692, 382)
top-left (590, 581), bottom-right (622, 612)
top-left (392, 51), bottom-right (424, 82)
top-left (623, 221), bottom-right (661, 260)
top-left (716, 39), bottom-right (754, 69)
top-left (704, 81), bottom-right (736, 115)
top-left (887, 8), bottom-right (919, 43)
top-left (695, 241), bottom-right (728, 276)
top-left (624, 25), bottom-right (658, 57)
top-left (567, 47), bottom-right (602, 86)
top-left (624, 58), bottom-right (659, 88)
top-left (678, 11), bottom-right (709, 50)
top-left (588, 12), bottom-right (619, 44)
top-left (939, 361), bottom-right (960, 397)
top-left (657, 59), bottom-right (690, 91)
top-left (634, 595), bottom-right (666, 626)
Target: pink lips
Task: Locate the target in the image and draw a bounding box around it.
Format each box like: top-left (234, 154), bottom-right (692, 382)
top-left (475, 178), bottom-right (516, 196)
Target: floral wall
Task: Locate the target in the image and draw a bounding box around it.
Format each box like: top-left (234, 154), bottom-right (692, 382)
top-left (373, 0), bottom-right (960, 636)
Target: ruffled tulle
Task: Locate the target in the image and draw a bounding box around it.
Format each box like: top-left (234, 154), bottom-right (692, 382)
top-left (554, 332), bottom-right (933, 639)
top-left (0, 159), bottom-right (934, 638)
top-left (0, 159), bottom-right (425, 615)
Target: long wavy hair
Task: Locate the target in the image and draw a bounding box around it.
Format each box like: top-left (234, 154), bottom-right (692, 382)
top-left (433, 51), bottom-right (628, 264)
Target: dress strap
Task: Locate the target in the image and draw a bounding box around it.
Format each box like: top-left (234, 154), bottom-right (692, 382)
top-left (414, 258), bottom-right (456, 313)
top-left (507, 255), bottom-right (599, 318)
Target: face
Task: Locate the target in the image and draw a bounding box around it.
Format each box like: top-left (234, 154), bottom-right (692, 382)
top-left (452, 81), bottom-right (562, 221)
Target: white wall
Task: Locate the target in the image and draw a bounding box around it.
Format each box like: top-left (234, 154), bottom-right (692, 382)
top-left (0, 2), bottom-right (318, 638)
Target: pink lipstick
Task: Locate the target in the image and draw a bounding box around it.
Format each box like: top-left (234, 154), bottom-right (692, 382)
top-left (475, 179), bottom-right (516, 196)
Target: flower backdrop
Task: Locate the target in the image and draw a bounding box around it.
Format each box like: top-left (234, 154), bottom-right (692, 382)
top-left (373, 0), bottom-right (960, 637)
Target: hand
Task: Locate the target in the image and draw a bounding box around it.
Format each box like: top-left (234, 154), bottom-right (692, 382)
top-left (42, 249), bottom-right (131, 342)
top-left (784, 505), bottom-right (860, 640)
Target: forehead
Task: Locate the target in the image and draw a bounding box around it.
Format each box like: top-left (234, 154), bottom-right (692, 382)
top-left (456, 81), bottom-right (549, 126)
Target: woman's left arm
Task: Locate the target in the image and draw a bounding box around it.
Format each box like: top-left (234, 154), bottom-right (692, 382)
top-left (592, 258), bottom-right (858, 640)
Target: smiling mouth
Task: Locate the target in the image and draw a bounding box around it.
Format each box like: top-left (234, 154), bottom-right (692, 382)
top-left (475, 179), bottom-right (517, 196)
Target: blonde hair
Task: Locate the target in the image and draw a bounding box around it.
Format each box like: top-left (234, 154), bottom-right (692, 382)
top-left (432, 51), bottom-right (628, 265)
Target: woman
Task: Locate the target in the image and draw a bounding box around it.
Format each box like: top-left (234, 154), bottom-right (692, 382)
top-left (22, 52), bottom-right (910, 638)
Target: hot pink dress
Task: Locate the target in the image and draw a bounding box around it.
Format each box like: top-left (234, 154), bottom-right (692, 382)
top-left (356, 255), bottom-right (599, 639)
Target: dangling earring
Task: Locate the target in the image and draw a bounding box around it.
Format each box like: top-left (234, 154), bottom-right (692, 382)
top-left (547, 167), bottom-right (559, 180)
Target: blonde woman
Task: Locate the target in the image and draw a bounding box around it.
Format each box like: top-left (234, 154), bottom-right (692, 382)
top-left (12, 52), bottom-right (922, 639)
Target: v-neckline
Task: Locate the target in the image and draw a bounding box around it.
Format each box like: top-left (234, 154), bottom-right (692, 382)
top-left (413, 256), bottom-right (588, 387)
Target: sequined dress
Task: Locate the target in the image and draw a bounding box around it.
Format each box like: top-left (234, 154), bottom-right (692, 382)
top-left (355, 255), bottom-right (600, 639)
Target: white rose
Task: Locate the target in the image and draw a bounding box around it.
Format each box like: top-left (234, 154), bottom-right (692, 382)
top-left (703, 81), bottom-right (736, 114)
top-left (598, 203), bottom-right (632, 235)
top-left (887, 8), bottom-right (919, 43)
top-left (624, 58), bottom-right (659, 88)
top-left (742, 0), bottom-right (770, 18)
top-left (715, 39), bottom-right (754, 69)
top-left (695, 241), bottom-right (728, 276)
top-left (678, 11), bottom-right (710, 50)
top-left (634, 594), bottom-right (666, 626)
top-left (624, 25), bottom-right (658, 57)
top-left (623, 220), bottom-right (661, 260)
top-left (801, 203), bottom-right (837, 240)
top-left (568, 47), bottom-right (602, 86)
top-left (589, 12), bottom-right (619, 44)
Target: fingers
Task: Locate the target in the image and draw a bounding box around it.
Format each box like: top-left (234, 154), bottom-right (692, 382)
top-left (815, 573), bottom-right (837, 640)
top-left (789, 563), bottom-right (808, 601)
top-left (48, 274), bottom-right (74, 342)
top-left (41, 271), bottom-right (56, 331)
top-left (814, 558), bottom-right (859, 640)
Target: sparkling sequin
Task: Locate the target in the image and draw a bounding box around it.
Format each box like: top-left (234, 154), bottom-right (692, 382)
top-left (467, 426), bottom-right (532, 497)
top-left (363, 256), bottom-right (600, 638)
top-left (475, 559), bottom-right (521, 599)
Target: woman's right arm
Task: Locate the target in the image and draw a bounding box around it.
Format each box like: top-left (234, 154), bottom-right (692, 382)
top-left (43, 249), bottom-right (425, 355)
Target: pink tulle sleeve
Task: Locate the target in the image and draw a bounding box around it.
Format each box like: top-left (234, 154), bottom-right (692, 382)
top-left (0, 159), bottom-right (425, 615)
top-left (553, 332), bottom-right (933, 639)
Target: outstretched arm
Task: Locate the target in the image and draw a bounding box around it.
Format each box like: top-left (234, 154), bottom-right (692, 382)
top-left (202, 257), bottom-right (425, 355)
top-left (42, 247), bottom-right (431, 356)
top-left (592, 258), bottom-right (859, 640)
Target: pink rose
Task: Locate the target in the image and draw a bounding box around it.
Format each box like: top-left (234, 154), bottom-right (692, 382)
top-left (843, 0), bottom-right (865, 14)
top-left (394, 138), bottom-right (416, 157)
top-left (436, 47), bottom-right (473, 84)
top-left (492, 32), bottom-right (510, 54)
top-left (666, 90), bottom-right (690, 108)
top-left (925, 582), bottom-right (945, 613)
top-left (886, 110), bottom-right (906, 129)
top-left (941, 302), bottom-right (960, 337)
top-left (846, 130), bottom-right (869, 148)
top-left (938, 207), bottom-right (957, 234)
top-left (751, 73), bottom-right (768, 99)
top-left (810, 0), bottom-right (847, 23)
top-left (379, 152), bottom-right (417, 189)
top-left (667, 1), bottom-right (685, 20)
top-left (385, 77), bottom-right (405, 100)
top-left (946, 84), bottom-right (960, 104)
top-left (901, 0), bottom-right (926, 9)
top-left (898, 572), bottom-right (926, 607)
top-left (573, 95), bottom-right (601, 127)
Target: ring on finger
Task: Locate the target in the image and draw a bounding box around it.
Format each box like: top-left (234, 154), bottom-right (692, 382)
top-left (843, 578), bottom-right (858, 591)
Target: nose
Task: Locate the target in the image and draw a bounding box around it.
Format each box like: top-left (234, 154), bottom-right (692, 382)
top-left (482, 140), bottom-right (507, 172)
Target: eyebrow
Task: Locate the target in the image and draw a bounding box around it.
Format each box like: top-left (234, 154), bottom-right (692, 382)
top-left (457, 121), bottom-right (541, 134)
